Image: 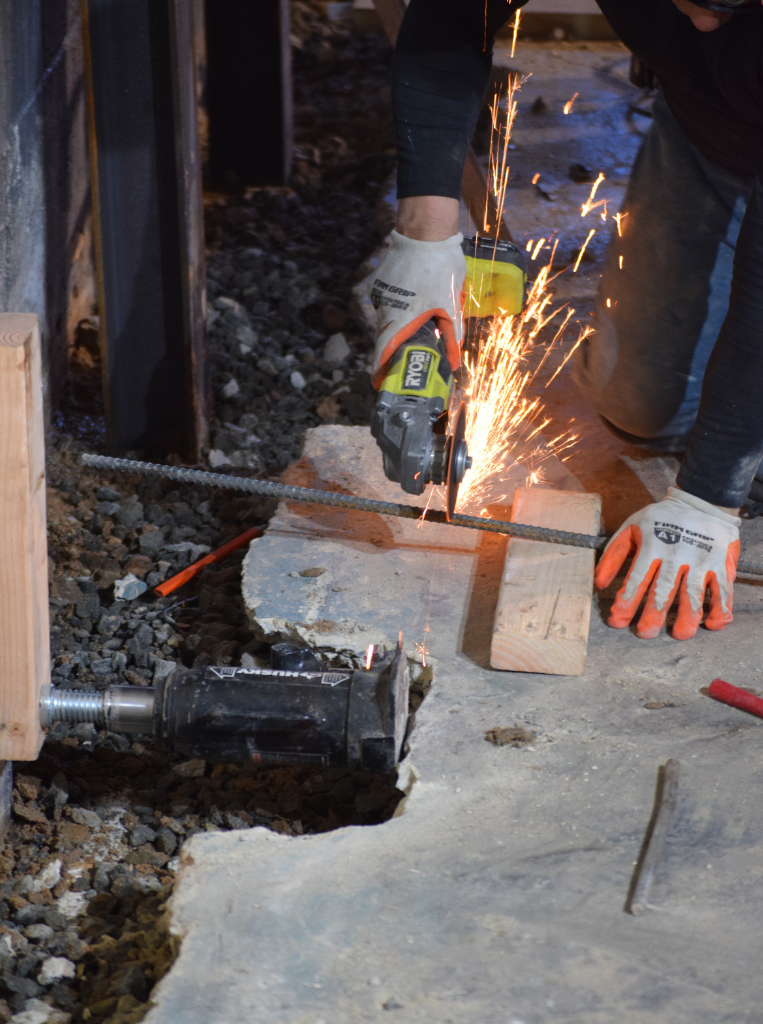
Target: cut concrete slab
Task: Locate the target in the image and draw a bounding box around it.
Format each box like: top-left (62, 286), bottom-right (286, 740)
top-left (241, 425), bottom-right (580, 667)
top-left (148, 423), bottom-right (763, 1024)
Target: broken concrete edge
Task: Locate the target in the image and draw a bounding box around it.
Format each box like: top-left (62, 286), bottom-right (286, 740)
top-left (145, 649), bottom-right (432, 1015)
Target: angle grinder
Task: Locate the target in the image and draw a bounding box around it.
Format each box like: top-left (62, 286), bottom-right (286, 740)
top-left (370, 235), bottom-right (527, 519)
top-left (370, 319), bottom-right (471, 519)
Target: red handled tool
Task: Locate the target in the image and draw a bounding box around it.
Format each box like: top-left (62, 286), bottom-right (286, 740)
top-left (707, 678), bottom-right (763, 720)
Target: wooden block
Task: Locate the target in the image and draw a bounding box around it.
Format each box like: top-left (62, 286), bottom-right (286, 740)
top-left (490, 488), bottom-right (601, 676)
top-left (0, 315), bottom-right (48, 760)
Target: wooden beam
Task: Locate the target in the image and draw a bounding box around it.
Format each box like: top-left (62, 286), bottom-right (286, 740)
top-left (372, 0), bottom-right (407, 44)
top-left (462, 148), bottom-right (513, 242)
top-left (371, 0), bottom-right (513, 241)
top-left (0, 314), bottom-right (49, 760)
top-left (491, 488), bottom-right (601, 676)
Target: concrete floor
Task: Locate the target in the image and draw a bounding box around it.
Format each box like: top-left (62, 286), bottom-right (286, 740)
top-left (145, 42), bottom-right (763, 1024)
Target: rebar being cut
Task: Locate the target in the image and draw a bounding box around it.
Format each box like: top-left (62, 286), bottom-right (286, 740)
top-left (79, 453), bottom-right (763, 576)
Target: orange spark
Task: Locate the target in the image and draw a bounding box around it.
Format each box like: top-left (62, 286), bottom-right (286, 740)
top-left (606, 298), bottom-right (611, 307)
top-left (531, 238), bottom-right (546, 260)
top-left (365, 644), bottom-right (374, 670)
top-left (580, 173), bottom-right (605, 218)
top-left (414, 641), bottom-right (428, 668)
top-left (573, 229), bottom-right (596, 272)
top-left (614, 211), bottom-right (628, 237)
top-left (532, 173), bottom-right (541, 184)
top-left (563, 92), bottom-right (579, 115)
top-left (526, 239), bottom-right (534, 251)
top-left (511, 8), bottom-right (521, 58)
top-left (619, 255), bottom-right (623, 269)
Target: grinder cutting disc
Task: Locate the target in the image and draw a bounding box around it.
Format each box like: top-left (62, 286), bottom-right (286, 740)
top-left (446, 402), bottom-right (472, 521)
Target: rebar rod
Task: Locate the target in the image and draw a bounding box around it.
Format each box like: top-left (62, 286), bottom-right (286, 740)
top-left (79, 453), bottom-right (763, 576)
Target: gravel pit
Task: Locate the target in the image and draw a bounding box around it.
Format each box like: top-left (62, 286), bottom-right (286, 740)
top-left (9, 7), bottom-right (406, 1023)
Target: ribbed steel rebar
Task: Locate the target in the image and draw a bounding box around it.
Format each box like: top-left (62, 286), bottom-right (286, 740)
top-left (80, 453), bottom-right (763, 576)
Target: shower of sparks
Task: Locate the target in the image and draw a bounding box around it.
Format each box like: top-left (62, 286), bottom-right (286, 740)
top-left (573, 229), bottom-right (596, 272)
top-left (580, 173), bottom-right (606, 218)
top-left (481, 74), bottom-right (523, 235)
top-left (365, 644), bottom-right (374, 670)
top-left (455, 80), bottom-right (589, 515)
top-left (414, 642), bottom-right (428, 668)
top-left (511, 8), bottom-right (521, 58)
top-left (563, 92), bottom-right (579, 115)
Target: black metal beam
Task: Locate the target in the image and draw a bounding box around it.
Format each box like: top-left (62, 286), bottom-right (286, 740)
top-left (82, 0), bottom-right (209, 460)
top-left (204, 0), bottom-right (293, 186)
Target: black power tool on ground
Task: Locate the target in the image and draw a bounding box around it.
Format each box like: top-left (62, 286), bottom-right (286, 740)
top-left (370, 235), bottom-right (527, 519)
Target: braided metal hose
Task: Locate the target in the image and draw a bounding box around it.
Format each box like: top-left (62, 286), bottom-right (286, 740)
top-left (80, 453), bottom-right (763, 576)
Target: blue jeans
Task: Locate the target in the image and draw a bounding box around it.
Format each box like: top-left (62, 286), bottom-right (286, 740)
top-left (573, 92), bottom-right (756, 452)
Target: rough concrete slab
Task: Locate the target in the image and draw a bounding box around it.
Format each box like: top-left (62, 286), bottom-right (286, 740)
top-left (145, 43), bottom-right (763, 1024)
top-left (148, 423), bottom-right (763, 1024)
top-left (241, 425), bottom-right (580, 666)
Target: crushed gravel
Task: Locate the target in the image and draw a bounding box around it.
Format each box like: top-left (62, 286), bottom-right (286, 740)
top-left (8, 7), bottom-right (405, 1024)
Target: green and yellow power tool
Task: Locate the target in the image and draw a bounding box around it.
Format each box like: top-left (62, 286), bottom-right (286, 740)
top-left (370, 235), bottom-right (526, 518)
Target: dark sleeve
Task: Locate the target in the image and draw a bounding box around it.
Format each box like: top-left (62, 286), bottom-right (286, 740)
top-left (676, 171), bottom-right (763, 508)
top-left (392, 0), bottom-right (521, 200)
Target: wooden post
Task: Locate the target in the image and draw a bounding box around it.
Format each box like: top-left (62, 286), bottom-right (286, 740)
top-left (0, 314), bottom-right (48, 760)
top-left (371, 0), bottom-right (514, 242)
top-left (491, 488), bottom-right (601, 676)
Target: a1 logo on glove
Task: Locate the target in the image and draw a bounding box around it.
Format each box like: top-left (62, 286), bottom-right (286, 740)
top-left (594, 486), bottom-right (741, 640)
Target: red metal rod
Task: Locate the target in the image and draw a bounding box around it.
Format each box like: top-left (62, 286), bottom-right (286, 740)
top-left (707, 678), bottom-right (763, 720)
top-left (154, 527), bottom-right (262, 597)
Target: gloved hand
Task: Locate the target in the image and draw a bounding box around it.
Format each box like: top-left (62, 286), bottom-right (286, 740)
top-left (594, 486), bottom-right (740, 640)
top-left (370, 229), bottom-right (466, 388)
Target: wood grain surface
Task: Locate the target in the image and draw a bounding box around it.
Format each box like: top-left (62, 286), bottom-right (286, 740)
top-left (0, 314), bottom-right (48, 759)
top-left (491, 487), bottom-right (601, 676)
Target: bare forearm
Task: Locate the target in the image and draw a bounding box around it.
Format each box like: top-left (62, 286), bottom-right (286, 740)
top-left (396, 196), bottom-right (460, 241)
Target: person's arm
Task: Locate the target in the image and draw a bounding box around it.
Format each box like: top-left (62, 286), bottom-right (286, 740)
top-left (392, 0), bottom-right (519, 212)
top-left (676, 170), bottom-right (763, 508)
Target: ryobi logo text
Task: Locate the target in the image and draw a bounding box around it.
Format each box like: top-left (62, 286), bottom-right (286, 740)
top-left (403, 349), bottom-right (432, 390)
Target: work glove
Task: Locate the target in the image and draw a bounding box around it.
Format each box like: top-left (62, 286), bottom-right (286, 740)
top-left (370, 230), bottom-right (466, 388)
top-left (594, 486), bottom-right (740, 640)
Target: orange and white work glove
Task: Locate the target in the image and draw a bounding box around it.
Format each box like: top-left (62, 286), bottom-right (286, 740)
top-left (594, 486), bottom-right (740, 641)
top-left (369, 229), bottom-right (466, 388)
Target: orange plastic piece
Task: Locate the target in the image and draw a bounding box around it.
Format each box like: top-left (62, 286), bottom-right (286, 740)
top-left (153, 526), bottom-right (262, 597)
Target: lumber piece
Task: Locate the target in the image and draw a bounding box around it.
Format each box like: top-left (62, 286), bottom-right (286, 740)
top-left (0, 314), bottom-right (49, 760)
top-left (370, 0), bottom-right (513, 241)
top-left (490, 487), bottom-right (601, 676)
